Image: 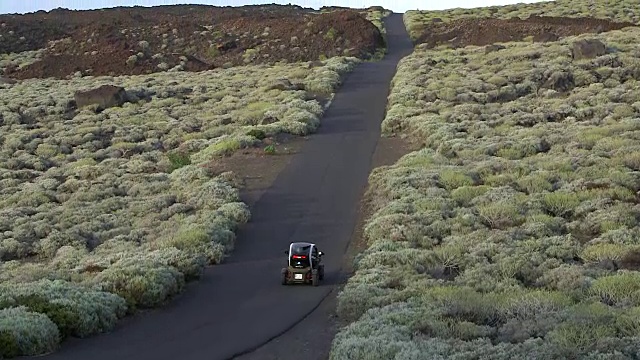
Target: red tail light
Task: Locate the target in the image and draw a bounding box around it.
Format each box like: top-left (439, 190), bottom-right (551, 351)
top-left (292, 255), bottom-right (307, 259)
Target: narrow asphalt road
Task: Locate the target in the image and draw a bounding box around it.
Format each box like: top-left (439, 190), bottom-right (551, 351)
top-left (35, 14), bottom-right (413, 360)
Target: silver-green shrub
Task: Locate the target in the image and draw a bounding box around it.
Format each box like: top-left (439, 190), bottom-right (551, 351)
top-left (0, 306), bottom-right (60, 357)
top-left (0, 279), bottom-right (127, 338)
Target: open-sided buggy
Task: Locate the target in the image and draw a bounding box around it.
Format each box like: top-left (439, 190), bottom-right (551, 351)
top-left (281, 242), bottom-right (325, 286)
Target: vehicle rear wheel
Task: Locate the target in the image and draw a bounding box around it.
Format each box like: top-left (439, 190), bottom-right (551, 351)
top-left (281, 268), bottom-right (288, 285)
top-left (311, 270), bottom-right (319, 287)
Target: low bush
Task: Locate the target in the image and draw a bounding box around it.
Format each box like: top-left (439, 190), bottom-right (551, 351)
top-left (0, 279), bottom-right (127, 339)
top-left (0, 306), bottom-right (60, 357)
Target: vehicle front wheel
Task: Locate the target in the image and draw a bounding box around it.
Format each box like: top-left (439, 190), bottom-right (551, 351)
top-left (311, 270), bottom-right (319, 287)
top-left (318, 265), bottom-right (325, 280)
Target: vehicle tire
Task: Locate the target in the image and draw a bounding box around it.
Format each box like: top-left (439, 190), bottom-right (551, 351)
top-left (281, 268), bottom-right (288, 285)
top-left (311, 270), bottom-right (319, 287)
top-left (319, 265), bottom-right (325, 280)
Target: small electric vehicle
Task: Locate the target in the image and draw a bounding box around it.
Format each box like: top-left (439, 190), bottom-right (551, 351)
top-left (281, 242), bottom-right (325, 286)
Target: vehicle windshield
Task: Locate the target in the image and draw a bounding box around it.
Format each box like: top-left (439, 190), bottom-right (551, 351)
top-left (290, 244), bottom-right (311, 255)
top-left (290, 244), bottom-right (311, 268)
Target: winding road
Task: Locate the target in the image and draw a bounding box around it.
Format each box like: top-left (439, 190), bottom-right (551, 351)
top-left (36, 13), bottom-right (412, 360)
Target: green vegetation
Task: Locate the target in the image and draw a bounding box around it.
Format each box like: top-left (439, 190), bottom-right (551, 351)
top-left (363, 7), bottom-right (392, 35)
top-left (0, 50), bottom-right (44, 74)
top-left (363, 7), bottom-right (392, 59)
top-left (330, 19), bottom-right (640, 360)
top-left (319, 6), bottom-right (391, 36)
top-left (207, 45), bottom-right (220, 59)
top-left (404, 0), bottom-right (640, 41)
top-left (0, 56), bottom-right (359, 356)
top-left (264, 144), bottom-right (276, 155)
top-left (167, 150), bottom-right (191, 171)
top-left (324, 27), bottom-right (338, 41)
top-left (317, 6), bottom-right (391, 60)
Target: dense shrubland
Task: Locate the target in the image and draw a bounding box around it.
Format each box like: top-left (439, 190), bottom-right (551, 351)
top-left (404, 0), bottom-right (640, 41)
top-left (330, 26), bottom-right (640, 359)
top-left (0, 56), bottom-right (358, 357)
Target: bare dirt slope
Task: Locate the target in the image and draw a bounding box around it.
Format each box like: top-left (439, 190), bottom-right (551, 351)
top-left (412, 15), bottom-right (635, 47)
top-left (0, 4), bottom-right (384, 79)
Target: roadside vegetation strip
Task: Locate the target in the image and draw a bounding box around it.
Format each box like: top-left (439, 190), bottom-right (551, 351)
top-left (403, 0), bottom-right (640, 43)
top-left (361, 6), bottom-right (393, 36)
top-left (320, 6), bottom-right (391, 34)
top-left (0, 56), bottom-right (359, 358)
top-left (330, 26), bottom-right (640, 359)
top-left (364, 7), bottom-right (393, 59)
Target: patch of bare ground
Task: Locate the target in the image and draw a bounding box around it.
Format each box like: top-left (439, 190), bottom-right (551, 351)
top-left (232, 135), bottom-right (416, 360)
top-left (202, 133), bottom-right (307, 208)
top-left (414, 15), bottom-right (636, 47)
top-left (341, 136), bottom-right (418, 277)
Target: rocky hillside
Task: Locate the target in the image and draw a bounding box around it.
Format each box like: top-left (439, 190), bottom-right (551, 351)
top-left (0, 4), bottom-right (385, 79)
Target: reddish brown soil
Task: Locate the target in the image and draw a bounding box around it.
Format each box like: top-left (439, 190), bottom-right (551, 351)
top-left (0, 4), bottom-right (384, 80)
top-left (414, 15), bottom-right (637, 47)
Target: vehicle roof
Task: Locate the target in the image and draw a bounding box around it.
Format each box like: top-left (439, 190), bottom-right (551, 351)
top-left (290, 241), bottom-right (315, 246)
